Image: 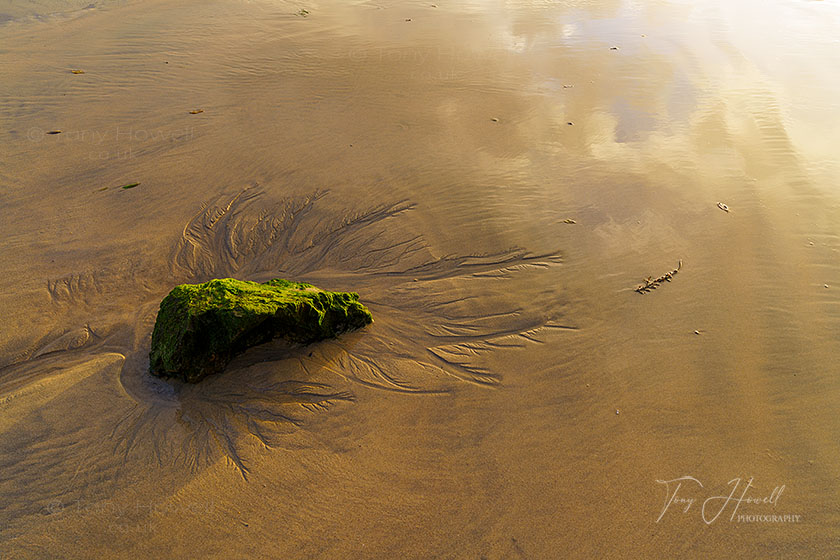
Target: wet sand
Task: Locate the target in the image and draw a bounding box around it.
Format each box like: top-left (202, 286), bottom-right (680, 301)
top-left (1, 0), bottom-right (839, 557)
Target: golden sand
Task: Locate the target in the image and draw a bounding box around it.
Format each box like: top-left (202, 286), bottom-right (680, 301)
top-left (1, 0), bottom-right (839, 557)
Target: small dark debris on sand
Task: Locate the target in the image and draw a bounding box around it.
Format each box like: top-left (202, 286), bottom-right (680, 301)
top-left (635, 260), bottom-right (682, 294)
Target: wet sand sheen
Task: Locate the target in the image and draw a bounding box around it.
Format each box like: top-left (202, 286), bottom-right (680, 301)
top-left (1, 0), bottom-right (840, 557)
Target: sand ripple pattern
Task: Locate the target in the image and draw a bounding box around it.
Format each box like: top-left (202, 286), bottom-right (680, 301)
top-left (0, 187), bottom-right (570, 504)
top-left (169, 187), bottom-right (569, 392)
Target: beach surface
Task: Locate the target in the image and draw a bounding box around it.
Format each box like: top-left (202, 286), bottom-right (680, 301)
top-left (1, 0), bottom-right (839, 557)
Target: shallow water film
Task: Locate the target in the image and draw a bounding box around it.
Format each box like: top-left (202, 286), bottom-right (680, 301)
top-left (1, 0), bottom-right (839, 557)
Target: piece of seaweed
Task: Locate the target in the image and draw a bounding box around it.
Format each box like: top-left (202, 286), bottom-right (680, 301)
top-left (635, 260), bottom-right (682, 294)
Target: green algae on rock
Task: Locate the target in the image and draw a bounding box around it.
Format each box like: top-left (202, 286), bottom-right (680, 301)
top-left (149, 278), bottom-right (372, 383)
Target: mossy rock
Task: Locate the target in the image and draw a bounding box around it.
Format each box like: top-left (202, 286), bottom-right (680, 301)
top-left (149, 278), bottom-right (372, 383)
